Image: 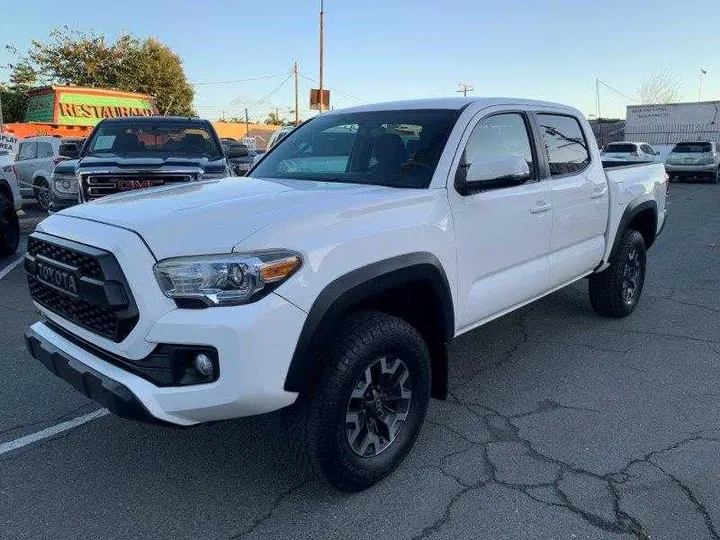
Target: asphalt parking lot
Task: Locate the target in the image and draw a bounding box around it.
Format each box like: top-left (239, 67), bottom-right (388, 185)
top-left (0, 184), bottom-right (718, 540)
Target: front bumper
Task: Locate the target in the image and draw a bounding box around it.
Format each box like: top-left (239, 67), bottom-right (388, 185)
top-left (25, 327), bottom-right (160, 424)
top-left (48, 194), bottom-right (78, 214)
top-left (26, 292), bottom-right (307, 426)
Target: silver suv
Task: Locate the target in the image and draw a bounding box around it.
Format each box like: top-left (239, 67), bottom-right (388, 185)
top-left (13, 136), bottom-right (84, 211)
top-left (665, 141), bottom-right (720, 183)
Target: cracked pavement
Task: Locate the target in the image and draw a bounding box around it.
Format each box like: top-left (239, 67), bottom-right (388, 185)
top-left (1, 184), bottom-right (719, 539)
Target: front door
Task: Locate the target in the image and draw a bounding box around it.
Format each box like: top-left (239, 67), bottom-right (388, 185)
top-left (449, 109), bottom-right (552, 332)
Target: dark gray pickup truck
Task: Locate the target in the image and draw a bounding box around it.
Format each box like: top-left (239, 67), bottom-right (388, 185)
top-left (50, 116), bottom-right (236, 212)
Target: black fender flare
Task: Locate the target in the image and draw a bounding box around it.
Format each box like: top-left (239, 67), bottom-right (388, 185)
top-left (608, 198), bottom-right (657, 260)
top-left (283, 252), bottom-right (454, 396)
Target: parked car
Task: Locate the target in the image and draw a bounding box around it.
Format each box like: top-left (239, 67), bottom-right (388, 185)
top-left (49, 116), bottom-right (230, 213)
top-left (13, 136), bottom-right (84, 211)
top-left (0, 150), bottom-right (21, 254)
top-left (266, 125), bottom-right (295, 150)
top-left (600, 141), bottom-right (660, 162)
top-left (664, 141), bottom-right (720, 183)
top-left (24, 97), bottom-right (667, 491)
top-left (221, 140), bottom-right (256, 175)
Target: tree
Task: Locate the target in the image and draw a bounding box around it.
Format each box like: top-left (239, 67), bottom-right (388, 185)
top-left (0, 57), bottom-right (37, 122)
top-left (264, 110), bottom-right (285, 126)
top-left (120, 38), bottom-right (194, 116)
top-left (3, 27), bottom-right (194, 117)
top-left (638, 70), bottom-right (682, 104)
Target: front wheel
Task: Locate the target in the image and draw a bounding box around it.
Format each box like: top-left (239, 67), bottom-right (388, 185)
top-left (589, 229), bottom-right (646, 318)
top-left (291, 311), bottom-right (431, 491)
top-left (34, 178), bottom-right (51, 212)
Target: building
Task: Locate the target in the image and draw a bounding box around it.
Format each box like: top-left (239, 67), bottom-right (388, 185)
top-left (4, 86), bottom-right (157, 138)
top-left (625, 101), bottom-right (720, 145)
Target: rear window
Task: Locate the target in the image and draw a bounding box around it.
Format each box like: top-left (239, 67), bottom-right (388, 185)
top-left (603, 143), bottom-right (636, 153)
top-left (672, 143), bottom-right (712, 153)
top-left (537, 114), bottom-right (590, 176)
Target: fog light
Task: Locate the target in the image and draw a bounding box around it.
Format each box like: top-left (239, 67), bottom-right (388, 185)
top-left (194, 353), bottom-right (214, 376)
top-left (62, 180), bottom-right (71, 190)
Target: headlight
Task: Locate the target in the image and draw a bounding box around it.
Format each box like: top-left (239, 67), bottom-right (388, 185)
top-left (52, 173), bottom-right (78, 194)
top-left (153, 250), bottom-right (302, 307)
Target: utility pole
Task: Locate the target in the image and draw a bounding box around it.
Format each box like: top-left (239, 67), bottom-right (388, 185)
top-left (457, 82), bottom-right (474, 97)
top-left (244, 108), bottom-right (250, 137)
top-left (596, 78), bottom-right (601, 120)
top-left (699, 69), bottom-right (707, 102)
top-left (319, 0), bottom-right (325, 112)
top-left (294, 62), bottom-right (300, 126)
top-left (0, 91), bottom-right (4, 133)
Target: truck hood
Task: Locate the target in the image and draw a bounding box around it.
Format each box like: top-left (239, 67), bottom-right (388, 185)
top-left (75, 154), bottom-right (220, 169)
top-left (58, 177), bottom-right (402, 259)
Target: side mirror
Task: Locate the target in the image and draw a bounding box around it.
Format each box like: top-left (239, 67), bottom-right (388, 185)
top-left (457, 154), bottom-right (531, 194)
top-left (226, 145), bottom-right (249, 158)
top-left (58, 143), bottom-right (80, 159)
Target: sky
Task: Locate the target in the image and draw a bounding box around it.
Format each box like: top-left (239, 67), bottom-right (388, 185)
top-left (1, 0), bottom-right (718, 123)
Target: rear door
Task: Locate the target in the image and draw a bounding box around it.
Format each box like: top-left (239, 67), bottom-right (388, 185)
top-left (14, 141), bottom-right (37, 194)
top-left (534, 111), bottom-right (608, 286)
top-left (449, 107), bottom-right (552, 330)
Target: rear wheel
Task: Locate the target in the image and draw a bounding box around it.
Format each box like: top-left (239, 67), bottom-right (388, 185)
top-left (0, 192), bottom-right (20, 255)
top-left (290, 311), bottom-right (431, 491)
top-left (34, 178), bottom-right (50, 212)
top-left (589, 229), bottom-right (646, 318)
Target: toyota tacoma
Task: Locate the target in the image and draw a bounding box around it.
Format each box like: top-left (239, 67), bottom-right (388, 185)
top-left (25, 98), bottom-right (667, 491)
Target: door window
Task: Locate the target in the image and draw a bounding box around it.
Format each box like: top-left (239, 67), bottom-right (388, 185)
top-left (17, 142), bottom-right (37, 161)
top-left (37, 142), bottom-right (55, 158)
top-left (461, 113), bottom-right (535, 185)
top-left (537, 114), bottom-right (590, 176)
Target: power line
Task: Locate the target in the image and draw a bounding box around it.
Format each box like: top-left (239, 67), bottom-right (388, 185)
top-left (246, 72), bottom-right (294, 111)
top-left (597, 79), bottom-right (638, 104)
top-left (192, 72), bottom-right (289, 86)
top-left (299, 73), bottom-right (365, 103)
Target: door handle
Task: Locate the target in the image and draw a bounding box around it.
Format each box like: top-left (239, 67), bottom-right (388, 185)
top-left (529, 202), bottom-right (551, 214)
top-left (590, 188), bottom-right (607, 199)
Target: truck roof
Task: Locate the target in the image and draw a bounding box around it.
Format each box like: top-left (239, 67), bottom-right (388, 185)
top-left (333, 97), bottom-right (579, 114)
top-left (98, 116), bottom-right (207, 124)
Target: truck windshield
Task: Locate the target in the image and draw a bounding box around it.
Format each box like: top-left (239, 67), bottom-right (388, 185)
top-left (84, 122), bottom-right (222, 159)
top-left (250, 109), bottom-right (460, 188)
top-left (671, 143), bottom-right (712, 153)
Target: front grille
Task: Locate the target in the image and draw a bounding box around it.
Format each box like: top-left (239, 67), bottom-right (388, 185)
top-left (28, 277), bottom-right (120, 338)
top-left (25, 233), bottom-right (139, 342)
top-left (27, 237), bottom-right (103, 280)
top-left (81, 174), bottom-right (193, 201)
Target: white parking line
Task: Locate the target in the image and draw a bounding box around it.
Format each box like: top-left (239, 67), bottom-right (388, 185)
top-left (0, 409), bottom-right (109, 456)
top-left (0, 256), bottom-right (24, 280)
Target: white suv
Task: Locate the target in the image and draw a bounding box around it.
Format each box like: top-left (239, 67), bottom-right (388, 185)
top-left (601, 141), bottom-right (660, 162)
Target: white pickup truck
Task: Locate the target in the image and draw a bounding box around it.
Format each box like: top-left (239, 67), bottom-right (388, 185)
top-left (24, 98), bottom-right (667, 491)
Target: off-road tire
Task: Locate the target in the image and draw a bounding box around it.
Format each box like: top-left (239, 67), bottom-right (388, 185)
top-left (288, 310), bottom-right (431, 491)
top-left (589, 229), bottom-right (646, 318)
top-left (0, 192), bottom-right (20, 256)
